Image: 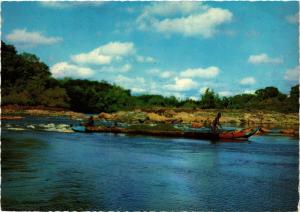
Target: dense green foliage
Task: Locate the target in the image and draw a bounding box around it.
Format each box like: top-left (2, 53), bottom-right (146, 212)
top-left (1, 41), bottom-right (131, 112)
top-left (133, 95), bottom-right (180, 108)
top-left (2, 41), bottom-right (69, 107)
top-left (60, 79), bottom-right (131, 113)
top-left (2, 41), bottom-right (299, 113)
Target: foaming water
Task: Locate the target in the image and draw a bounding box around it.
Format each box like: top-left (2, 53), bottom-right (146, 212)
top-left (1, 118), bottom-right (299, 210)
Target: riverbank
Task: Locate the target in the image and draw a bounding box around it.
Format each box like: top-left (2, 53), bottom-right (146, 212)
top-left (2, 105), bottom-right (87, 120)
top-left (100, 108), bottom-right (299, 126)
top-left (2, 105), bottom-right (299, 135)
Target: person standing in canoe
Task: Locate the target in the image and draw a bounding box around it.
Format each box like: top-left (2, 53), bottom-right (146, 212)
top-left (211, 112), bottom-right (222, 133)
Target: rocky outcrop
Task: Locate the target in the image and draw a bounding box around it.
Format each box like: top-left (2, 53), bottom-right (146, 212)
top-left (113, 111), bottom-right (149, 123)
top-left (98, 112), bottom-right (115, 120)
top-left (280, 129), bottom-right (299, 136)
top-left (1, 116), bottom-right (23, 120)
top-left (147, 112), bottom-right (168, 122)
top-left (2, 106), bottom-right (86, 120)
top-left (191, 122), bottom-right (203, 128)
top-left (37, 123), bottom-right (73, 133)
top-left (96, 109), bottom-right (299, 126)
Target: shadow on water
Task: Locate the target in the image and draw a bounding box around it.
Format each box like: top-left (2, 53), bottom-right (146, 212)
top-left (2, 136), bottom-right (49, 210)
top-left (2, 136), bottom-right (48, 172)
top-left (1, 133), bottom-right (107, 210)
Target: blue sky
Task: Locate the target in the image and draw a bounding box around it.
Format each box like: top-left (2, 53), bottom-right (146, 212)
top-left (2, 1), bottom-right (299, 99)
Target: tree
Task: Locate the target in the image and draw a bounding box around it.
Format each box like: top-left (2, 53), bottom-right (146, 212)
top-left (2, 43), bottom-right (51, 93)
top-left (181, 99), bottom-right (198, 109)
top-left (61, 79), bottom-right (131, 113)
top-left (165, 96), bottom-right (179, 107)
top-left (282, 84), bottom-right (299, 112)
top-left (290, 84), bottom-right (299, 99)
top-left (148, 95), bottom-right (167, 107)
top-left (228, 94), bottom-right (255, 109)
top-left (199, 88), bottom-right (218, 109)
top-left (255, 86), bottom-right (280, 100)
top-left (220, 97), bottom-right (230, 108)
top-left (1, 41), bottom-right (69, 107)
top-left (2, 41), bottom-right (20, 95)
top-left (38, 87), bottom-right (70, 108)
top-left (104, 86), bottom-right (131, 112)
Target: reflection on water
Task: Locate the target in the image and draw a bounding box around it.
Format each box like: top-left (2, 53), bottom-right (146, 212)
top-left (1, 123), bottom-right (299, 210)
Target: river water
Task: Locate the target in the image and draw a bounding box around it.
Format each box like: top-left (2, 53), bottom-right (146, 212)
top-left (1, 116), bottom-right (299, 210)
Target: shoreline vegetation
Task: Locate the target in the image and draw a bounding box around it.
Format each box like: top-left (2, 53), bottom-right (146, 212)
top-left (1, 41), bottom-right (299, 136)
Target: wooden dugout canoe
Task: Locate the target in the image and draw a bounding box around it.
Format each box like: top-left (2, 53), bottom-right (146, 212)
top-left (72, 125), bottom-right (260, 141)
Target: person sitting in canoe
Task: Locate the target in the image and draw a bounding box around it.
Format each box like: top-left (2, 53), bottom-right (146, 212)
top-left (82, 116), bottom-right (94, 127)
top-left (211, 112), bottom-right (222, 133)
top-left (87, 116), bottom-right (95, 126)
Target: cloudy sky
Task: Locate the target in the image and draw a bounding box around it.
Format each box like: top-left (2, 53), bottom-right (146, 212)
top-left (2, 1), bottom-right (299, 100)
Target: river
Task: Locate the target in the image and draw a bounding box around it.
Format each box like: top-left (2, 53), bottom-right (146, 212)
top-left (1, 116), bottom-right (299, 210)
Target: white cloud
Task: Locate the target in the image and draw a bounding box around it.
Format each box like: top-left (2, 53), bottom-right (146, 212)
top-left (136, 55), bottom-right (156, 63)
top-left (111, 74), bottom-right (187, 98)
top-left (113, 75), bottom-right (147, 94)
top-left (248, 53), bottom-right (283, 64)
top-left (145, 81), bottom-right (185, 99)
top-left (286, 13), bottom-right (299, 24)
top-left (114, 75), bottom-right (145, 85)
top-left (71, 42), bottom-right (135, 65)
top-left (119, 64), bottom-right (132, 73)
top-left (71, 53), bottom-right (112, 65)
top-left (141, 2), bottom-right (207, 17)
top-left (96, 42), bottom-right (135, 56)
top-left (147, 68), bottom-right (161, 75)
top-left (148, 66), bottom-right (219, 80)
top-left (145, 56), bottom-right (156, 63)
top-left (98, 64), bottom-right (132, 73)
top-left (164, 77), bottom-right (198, 91)
top-left (137, 2), bottom-right (233, 38)
top-left (160, 71), bottom-right (175, 78)
top-left (180, 66), bottom-right (220, 78)
top-left (6, 29), bottom-right (62, 46)
top-left (40, 2), bottom-right (73, 9)
top-left (40, 1), bottom-right (105, 9)
top-left (218, 91), bottom-right (233, 97)
top-left (284, 66), bottom-right (299, 81)
top-left (153, 8), bottom-right (232, 38)
top-left (146, 69), bottom-right (175, 78)
top-left (115, 77), bottom-right (148, 94)
top-left (239, 77), bottom-right (256, 85)
top-left (131, 87), bottom-right (147, 93)
top-left (50, 62), bottom-right (94, 78)
top-left (243, 89), bottom-right (255, 94)
top-left (189, 96), bottom-right (198, 101)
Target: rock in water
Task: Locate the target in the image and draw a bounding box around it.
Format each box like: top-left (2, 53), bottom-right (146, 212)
top-left (27, 125), bottom-right (35, 129)
top-left (7, 127), bottom-right (26, 131)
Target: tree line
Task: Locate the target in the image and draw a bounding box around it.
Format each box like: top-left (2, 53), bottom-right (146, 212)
top-left (2, 41), bottom-right (299, 113)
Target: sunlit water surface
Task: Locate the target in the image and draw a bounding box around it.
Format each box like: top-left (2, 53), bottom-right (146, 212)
top-left (1, 116), bottom-right (299, 210)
